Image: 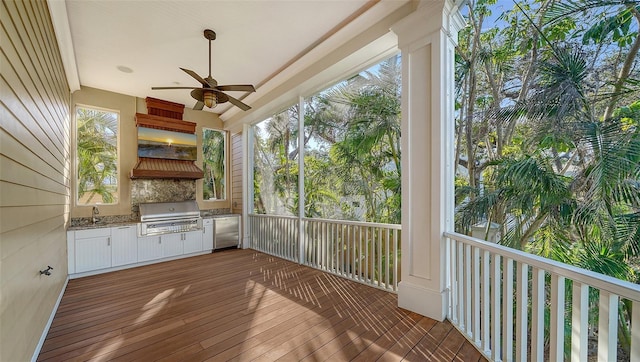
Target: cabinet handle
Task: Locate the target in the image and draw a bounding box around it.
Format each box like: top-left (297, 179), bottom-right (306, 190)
top-left (159, 237), bottom-right (162, 244)
top-left (107, 237), bottom-right (111, 246)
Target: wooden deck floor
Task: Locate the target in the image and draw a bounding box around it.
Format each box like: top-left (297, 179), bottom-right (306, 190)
top-left (38, 249), bottom-right (486, 362)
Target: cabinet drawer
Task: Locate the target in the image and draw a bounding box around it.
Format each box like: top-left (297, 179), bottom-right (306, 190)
top-left (74, 227), bottom-right (111, 239)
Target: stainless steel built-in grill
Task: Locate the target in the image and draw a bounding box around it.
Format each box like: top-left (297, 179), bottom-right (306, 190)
top-left (138, 201), bottom-right (202, 236)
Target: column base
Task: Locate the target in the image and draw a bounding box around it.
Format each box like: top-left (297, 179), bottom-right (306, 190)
top-left (398, 280), bottom-right (448, 321)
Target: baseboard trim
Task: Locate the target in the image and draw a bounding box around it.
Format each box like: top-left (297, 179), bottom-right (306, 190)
top-left (31, 276), bottom-right (69, 362)
top-left (397, 281), bottom-right (448, 321)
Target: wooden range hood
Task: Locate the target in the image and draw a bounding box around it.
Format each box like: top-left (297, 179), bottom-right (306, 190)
top-left (130, 98), bottom-right (204, 180)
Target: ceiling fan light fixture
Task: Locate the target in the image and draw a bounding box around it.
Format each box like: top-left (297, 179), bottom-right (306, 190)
top-left (203, 91), bottom-right (217, 108)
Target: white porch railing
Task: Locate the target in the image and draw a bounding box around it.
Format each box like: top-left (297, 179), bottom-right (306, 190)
top-left (446, 231), bottom-right (640, 362)
top-left (303, 218), bottom-right (401, 292)
top-left (249, 214), bottom-right (299, 262)
top-left (248, 214), bottom-right (401, 292)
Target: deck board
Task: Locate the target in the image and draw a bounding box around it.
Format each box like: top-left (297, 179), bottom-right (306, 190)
top-left (38, 249), bottom-right (486, 362)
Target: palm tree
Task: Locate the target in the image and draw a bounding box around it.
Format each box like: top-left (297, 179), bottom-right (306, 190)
top-left (202, 129), bottom-right (225, 199)
top-left (76, 107), bottom-right (118, 204)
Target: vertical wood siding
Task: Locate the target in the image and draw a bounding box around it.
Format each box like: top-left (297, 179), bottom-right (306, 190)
top-left (231, 132), bottom-right (242, 214)
top-left (0, 0), bottom-right (70, 360)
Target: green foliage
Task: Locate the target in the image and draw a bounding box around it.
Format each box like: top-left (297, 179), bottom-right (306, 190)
top-left (202, 129), bottom-right (225, 200)
top-left (76, 107), bottom-right (118, 204)
top-left (253, 56), bottom-right (402, 224)
top-left (457, 0), bottom-right (640, 353)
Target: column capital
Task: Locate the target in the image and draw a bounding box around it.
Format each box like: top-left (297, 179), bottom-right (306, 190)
top-left (391, 0), bottom-right (465, 48)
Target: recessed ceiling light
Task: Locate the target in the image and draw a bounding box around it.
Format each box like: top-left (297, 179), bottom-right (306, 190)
top-left (117, 65), bottom-right (133, 73)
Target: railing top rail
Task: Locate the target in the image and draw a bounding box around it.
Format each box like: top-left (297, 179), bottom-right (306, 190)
top-left (249, 213), bottom-right (401, 229)
top-left (445, 231), bottom-right (640, 301)
top-left (249, 213), bottom-right (299, 220)
top-left (303, 217), bottom-right (401, 230)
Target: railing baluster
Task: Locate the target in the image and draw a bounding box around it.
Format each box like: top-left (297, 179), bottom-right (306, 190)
top-left (550, 274), bottom-right (565, 361)
top-left (378, 227), bottom-right (382, 287)
top-left (351, 225), bottom-right (356, 280)
top-left (598, 291), bottom-right (619, 362)
top-left (531, 267), bottom-right (545, 362)
top-left (393, 228), bottom-right (398, 291)
top-left (473, 246), bottom-right (480, 346)
top-left (491, 253), bottom-right (501, 361)
top-left (515, 262), bottom-right (528, 361)
top-left (482, 250), bottom-right (490, 354)
top-left (465, 243), bottom-right (472, 336)
top-left (450, 238), bottom-right (458, 322)
top-left (365, 226), bottom-right (369, 283)
top-left (632, 299), bottom-right (640, 361)
top-left (502, 257), bottom-right (514, 362)
top-left (457, 241), bottom-right (464, 327)
top-left (571, 281), bottom-right (589, 362)
top-left (384, 228), bottom-right (389, 289)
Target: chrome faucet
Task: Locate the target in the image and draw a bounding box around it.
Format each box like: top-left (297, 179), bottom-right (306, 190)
top-left (92, 206), bottom-right (100, 224)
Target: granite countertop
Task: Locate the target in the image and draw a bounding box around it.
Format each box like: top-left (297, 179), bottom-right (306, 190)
top-left (68, 209), bottom-right (237, 231)
top-left (68, 218), bottom-right (139, 231)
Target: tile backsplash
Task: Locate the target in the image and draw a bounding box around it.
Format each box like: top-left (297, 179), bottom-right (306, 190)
top-left (131, 179), bottom-right (196, 205)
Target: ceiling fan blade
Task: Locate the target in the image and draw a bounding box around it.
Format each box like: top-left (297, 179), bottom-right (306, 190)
top-left (180, 67), bottom-right (211, 87)
top-left (152, 86), bottom-right (201, 90)
top-left (193, 101), bottom-right (205, 111)
top-left (216, 84), bottom-right (256, 92)
top-left (225, 93), bottom-right (251, 111)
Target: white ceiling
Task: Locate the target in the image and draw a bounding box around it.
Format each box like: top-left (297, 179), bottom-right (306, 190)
top-left (54, 0), bottom-right (410, 120)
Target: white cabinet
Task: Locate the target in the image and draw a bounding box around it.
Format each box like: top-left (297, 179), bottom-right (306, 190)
top-left (111, 225), bottom-right (137, 267)
top-left (74, 228), bottom-right (112, 273)
top-left (162, 233), bottom-right (183, 257)
top-left (183, 230), bottom-right (203, 254)
top-left (69, 222), bottom-right (213, 277)
top-left (138, 235), bottom-right (163, 262)
top-left (203, 219), bottom-right (214, 251)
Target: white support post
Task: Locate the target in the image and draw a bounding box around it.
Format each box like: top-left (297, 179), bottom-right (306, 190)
top-left (298, 96), bottom-right (305, 264)
top-left (392, 0), bottom-right (464, 321)
top-left (242, 123), bottom-right (253, 249)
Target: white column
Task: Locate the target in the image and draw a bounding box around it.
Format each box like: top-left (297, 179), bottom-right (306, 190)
top-left (392, 0), bottom-right (464, 321)
top-left (298, 96), bottom-right (306, 264)
top-left (241, 123), bottom-right (253, 249)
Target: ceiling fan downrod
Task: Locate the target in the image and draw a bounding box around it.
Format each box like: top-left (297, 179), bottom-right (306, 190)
top-left (204, 29), bottom-right (216, 80)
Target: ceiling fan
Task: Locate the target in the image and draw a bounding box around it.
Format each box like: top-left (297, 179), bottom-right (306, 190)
top-left (152, 29), bottom-right (255, 111)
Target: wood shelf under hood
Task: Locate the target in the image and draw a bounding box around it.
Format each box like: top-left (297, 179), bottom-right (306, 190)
top-left (130, 158), bottom-right (204, 179)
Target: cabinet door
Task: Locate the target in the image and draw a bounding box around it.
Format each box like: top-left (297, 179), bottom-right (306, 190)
top-left (75, 235), bottom-right (111, 273)
top-left (67, 231), bottom-right (76, 274)
top-left (183, 230), bottom-right (203, 254)
top-left (203, 223), bottom-right (214, 251)
top-left (111, 226), bottom-right (137, 267)
top-left (138, 235), bottom-right (163, 262)
top-left (162, 233), bottom-right (183, 257)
